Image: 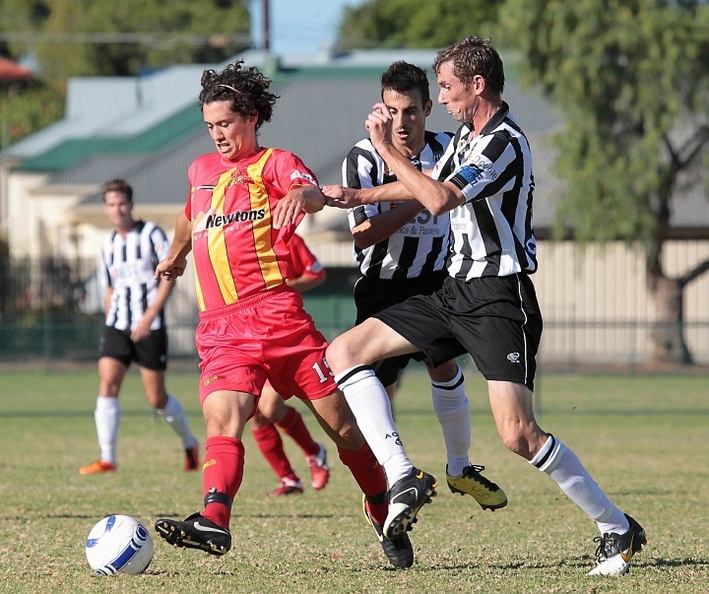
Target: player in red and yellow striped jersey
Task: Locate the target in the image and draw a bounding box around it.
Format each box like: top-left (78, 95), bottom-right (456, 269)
top-left (251, 233), bottom-right (331, 497)
top-left (154, 61), bottom-right (413, 569)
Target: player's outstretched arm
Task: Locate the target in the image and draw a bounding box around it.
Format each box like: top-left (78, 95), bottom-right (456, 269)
top-left (272, 184), bottom-right (325, 229)
top-left (155, 211), bottom-right (192, 281)
top-left (322, 182), bottom-right (410, 209)
top-left (351, 200), bottom-right (424, 249)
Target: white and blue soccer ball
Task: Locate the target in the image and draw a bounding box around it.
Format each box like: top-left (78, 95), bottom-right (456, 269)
top-left (85, 514), bottom-right (154, 575)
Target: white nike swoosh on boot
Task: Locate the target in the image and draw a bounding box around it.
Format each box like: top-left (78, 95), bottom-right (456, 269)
top-left (193, 521), bottom-right (228, 534)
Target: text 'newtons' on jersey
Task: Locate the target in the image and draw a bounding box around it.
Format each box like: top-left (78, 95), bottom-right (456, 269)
top-left (185, 148), bottom-right (319, 311)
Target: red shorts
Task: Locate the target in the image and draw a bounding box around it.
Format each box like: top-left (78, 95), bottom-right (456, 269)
top-left (195, 286), bottom-right (335, 405)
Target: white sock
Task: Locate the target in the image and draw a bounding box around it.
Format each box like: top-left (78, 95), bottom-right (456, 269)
top-left (156, 395), bottom-right (197, 449)
top-left (531, 435), bottom-right (629, 534)
top-left (335, 366), bottom-right (413, 485)
top-left (95, 396), bottom-right (119, 464)
top-left (430, 367), bottom-right (471, 477)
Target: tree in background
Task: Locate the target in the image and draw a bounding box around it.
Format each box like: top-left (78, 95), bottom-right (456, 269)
top-left (0, 0), bottom-right (250, 144)
top-left (337, 0), bottom-right (503, 51)
top-left (501, 0), bottom-right (709, 365)
top-left (0, 86), bottom-right (64, 148)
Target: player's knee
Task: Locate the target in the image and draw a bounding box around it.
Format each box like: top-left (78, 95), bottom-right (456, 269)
top-left (328, 327), bottom-right (382, 373)
top-left (325, 336), bottom-right (353, 373)
top-left (257, 400), bottom-right (277, 421)
top-left (148, 392), bottom-right (168, 409)
top-left (251, 409), bottom-right (268, 428)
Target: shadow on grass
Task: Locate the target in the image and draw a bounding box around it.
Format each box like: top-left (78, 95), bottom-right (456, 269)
top-left (645, 557), bottom-right (709, 569)
top-left (151, 512), bottom-right (337, 520)
top-left (370, 556), bottom-right (709, 573)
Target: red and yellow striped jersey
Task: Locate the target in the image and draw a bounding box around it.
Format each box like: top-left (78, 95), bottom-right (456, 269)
top-left (185, 147), bottom-right (319, 311)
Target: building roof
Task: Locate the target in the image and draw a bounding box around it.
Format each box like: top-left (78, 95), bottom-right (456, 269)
top-left (0, 55), bottom-right (33, 81)
top-left (4, 49), bottom-right (708, 235)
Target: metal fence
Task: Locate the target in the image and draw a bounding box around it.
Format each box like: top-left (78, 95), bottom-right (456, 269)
top-left (1, 256), bottom-right (708, 371)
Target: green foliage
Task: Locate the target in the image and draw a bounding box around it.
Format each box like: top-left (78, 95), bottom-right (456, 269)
top-left (39, 0), bottom-right (249, 86)
top-left (0, 0), bottom-right (250, 143)
top-left (0, 85), bottom-right (64, 147)
top-left (0, 369), bottom-right (707, 592)
top-left (337, 0), bottom-right (504, 51)
top-left (500, 0), bottom-right (709, 266)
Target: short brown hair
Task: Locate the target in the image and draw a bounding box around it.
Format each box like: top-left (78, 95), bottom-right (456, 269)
top-left (433, 36), bottom-right (505, 96)
top-left (102, 179), bottom-right (133, 203)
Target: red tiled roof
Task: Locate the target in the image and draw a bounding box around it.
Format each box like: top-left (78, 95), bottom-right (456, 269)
top-left (0, 55), bottom-right (33, 81)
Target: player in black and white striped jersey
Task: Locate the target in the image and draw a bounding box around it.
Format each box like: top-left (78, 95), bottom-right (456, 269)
top-left (345, 129), bottom-right (450, 281)
top-left (79, 179), bottom-right (200, 476)
top-left (102, 219), bottom-right (169, 333)
top-left (325, 38), bottom-right (645, 576)
top-left (342, 61), bottom-right (508, 526)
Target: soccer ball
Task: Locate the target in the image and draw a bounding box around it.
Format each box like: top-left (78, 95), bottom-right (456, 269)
top-left (85, 514), bottom-right (154, 575)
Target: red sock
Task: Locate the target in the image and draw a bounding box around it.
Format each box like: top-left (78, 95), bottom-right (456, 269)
top-left (252, 423), bottom-right (292, 479)
top-left (202, 436), bottom-right (244, 529)
top-left (277, 406), bottom-right (319, 457)
top-left (338, 444), bottom-right (388, 525)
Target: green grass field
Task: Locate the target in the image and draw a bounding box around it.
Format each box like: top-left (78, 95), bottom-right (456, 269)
top-left (0, 367), bottom-right (707, 593)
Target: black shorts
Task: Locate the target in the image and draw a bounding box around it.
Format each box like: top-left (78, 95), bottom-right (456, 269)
top-left (374, 273), bottom-right (543, 391)
top-left (98, 326), bottom-right (169, 371)
top-left (354, 271), bottom-right (447, 386)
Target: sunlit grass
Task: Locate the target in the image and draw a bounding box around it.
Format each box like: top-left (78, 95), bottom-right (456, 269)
top-left (0, 368), bottom-right (707, 593)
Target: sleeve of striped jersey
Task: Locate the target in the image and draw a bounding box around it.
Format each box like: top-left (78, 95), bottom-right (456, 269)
top-left (447, 131), bottom-right (518, 203)
top-left (432, 124), bottom-right (467, 181)
top-left (343, 144), bottom-right (381, 229)
top-left (99, 242), bottom-right (111, 290)
top-left (150, 225), bottom-right (171, 263)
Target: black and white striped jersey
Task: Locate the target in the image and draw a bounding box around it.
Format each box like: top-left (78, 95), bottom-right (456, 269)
top-left (343, 130), bottom-right (453, 280)
top-left (99, 220), bottom-right (170, 332)
top-left (432, 102), bottom-right (538, 279)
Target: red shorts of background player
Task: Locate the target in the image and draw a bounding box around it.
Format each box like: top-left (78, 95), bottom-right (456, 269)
top-left (195, 285), bottom-right (335, 406)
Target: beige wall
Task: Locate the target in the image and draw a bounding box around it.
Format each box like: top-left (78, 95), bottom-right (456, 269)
top-left (536, 240), bottom-right (709, 365)
top-left (307, 237), bottom-right (709, 366)
top-left (5, 179), bottom-right (708, 365)
top-left (6, 171), bottom-right (52, 258)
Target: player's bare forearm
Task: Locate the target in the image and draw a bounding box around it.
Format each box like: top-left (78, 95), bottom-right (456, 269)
top-left (352, 200), bottom-right (425, 249)
top-left (130, 318), bottom-right (151, 342)
top-left (375, 142), bottom-right (461, 216)
top-left (143, 278), bottom-right (174, 320)
top-left (156, 212), bottom-right (192, 281)
top-left (287, 271), bottom-right (326, 293)
top-left (132, 275), bottom-right (173, 340)
top-left (272, 184), bottom-right (325, 229)
top-left (365, 101), bottom-right (462, 215)
top-left (103, 287), bottom-right (113, 319)
top-left (322, 182), bottom-right (411, 208)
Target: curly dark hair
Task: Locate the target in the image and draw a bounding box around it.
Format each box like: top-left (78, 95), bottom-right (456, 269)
top-left (199, 60), bottom-right (279, 132)
top-left (433, 36), bottom-right (505, 96)
top-left (380, 61), bottom-right (430, 105)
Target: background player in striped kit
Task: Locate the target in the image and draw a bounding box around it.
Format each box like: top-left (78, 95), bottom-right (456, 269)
top-left (251, 233), bottom-right (331, 497)
top-left (323, 37), bottom-right (646, 576)
top-left (342, 60), bottom-right (507, 511)
top-left (79, 179), bottom-right (199, 475)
